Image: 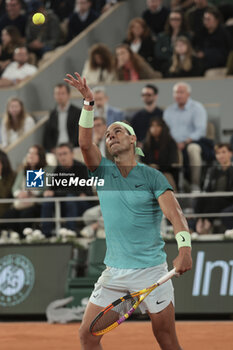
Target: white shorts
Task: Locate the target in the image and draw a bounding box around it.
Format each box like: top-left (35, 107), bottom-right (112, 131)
top-left (89, 262), bottom-right (174, 314)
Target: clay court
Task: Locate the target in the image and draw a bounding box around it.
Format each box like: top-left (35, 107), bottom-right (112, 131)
top-left (0, 321), bottom-right (232, 350)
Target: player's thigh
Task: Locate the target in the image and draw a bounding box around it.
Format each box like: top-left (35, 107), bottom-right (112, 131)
top-left (148, 302), bottom-right (178, 341)
top-left (79, 302), bottom-right (103, 341)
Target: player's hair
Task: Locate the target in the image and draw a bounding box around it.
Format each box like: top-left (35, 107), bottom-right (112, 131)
top-left (89, 43), bottom-right (114, 72)
top-left (0, 150), bottom-right (14, 178)
top-left (143, 84), bottom-right (159, 95)
top-left (55, 83), bottom-right (70, 94)
top-left (3, 97), bottom-right (27, 132)
top-left (126, 17), bottom-right (151, 42)
top-left (57, 142), bottom-right (74, 152)
top-left (24, 145), bottom-right (47, 171)
top-left (214, 143), bottom-right (232, 152)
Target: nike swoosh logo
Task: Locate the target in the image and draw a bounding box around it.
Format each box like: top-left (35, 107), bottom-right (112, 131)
top-left (181, 235), bottom-right (185, 242)
top-left (135, 184), bottom-right (144, 188)
top-left (92, 294), bottom-right (99, 298)
top-left (112, 174), bottom-right (118, 179)
top-left (156, 300), bottom-right (165, 305)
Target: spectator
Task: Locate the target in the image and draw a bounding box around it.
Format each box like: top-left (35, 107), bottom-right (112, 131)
top-left (142, 0), bottom-right (170, 38)
top-left (115, 43), bottom-right (162, 80)
top-left (123, 17), bottom-right (155, 67)
top-left (43, 83), bottom-right (81, 152)
top-left (186, 0), bottom-right (214, 37)
top-left (41, 143), bottom-right (92, 237)
top-left (1, 97), bottom-right (35, 148)
top-left (1, 145), bottom-right (48, 236)
top-left (154, 9), bottom-right (190, 74)
top-left (142, 118), bottom-right (179, 190)
top-left (164, 82), bottom-right (208, 191)
top-left (193, 7), bottom-right (232, 71)
top-left (194, 143), bottom-right (233, 234)
top-left (81, 43), bottom-right (116, 85)
top-left (0, 46), bottom-right (38, 87)
top-left (130, 84), bottom-right (163, 143)
top-left (0, 150), bottom-right (16, 218)
top-left (0, 0), bottom-right (27, 38)
top-left (93, 86), bottom-right (125, 126)
top-left (0, 25), bottom-right (23, 74)
top-left (93, 116), bottom-right (107, 157)
top-left (165, 36), bottom-right (204, 77)
top-left (67, 0), bottom-right (99, 42)
top-left (26, 1), bottom-right (61, 59)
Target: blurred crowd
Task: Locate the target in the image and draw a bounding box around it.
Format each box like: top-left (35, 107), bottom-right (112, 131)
top-left (0, 0), bottom-right (233, 240)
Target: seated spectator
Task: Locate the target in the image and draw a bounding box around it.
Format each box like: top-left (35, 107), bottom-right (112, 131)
top-left (43, 83), bottom-right (81, 152)
top-left (154, 9), bottom-right (190, 74)
top-left (194, 143), bottom-right (233, 234)
top-left (93, 86), bottom-right (125, 126)
top-left (115, 43), bottom-right (162, 80)
top-left (1, 97), bottom-right (35, 148)
top-left (67, 0), bottom-right (99, 42)
top-left (164, 82), bottom-right (208, 191)
top-left (193, 7), bottom-right (232, 71)
top-left (123, 17), bottom-right (155, 67)
top-left (81, 43), bottom-right (116, 85)
top-left (41, 143), bottom-right (92, 237)
top-left (0, 150), bottom-right (16, 218)
top-left (0, 25), bottom-right (23, 75)
top-left (142, 118), bottom-right (179, 190)
top-left (186, 0), bottom-right (214, 37)
top-left (26, 1), bottom-right (61, 59)
top-left (1, 145), bottom-right (48, 237)
top-left (142, 0), bottom-right (170, 38)
top-left (0, 46), bottom-right (38, 87)
top-left (165, 36), bottom-right (204, 77)
top-left (0, 0), bottom-right (27, 38)
top-left (130, 84), bottom-right (163, 143)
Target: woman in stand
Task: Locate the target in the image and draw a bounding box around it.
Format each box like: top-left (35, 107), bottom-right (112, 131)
top-left (123, 17), bottom-right (155, 67)
top-left (165, 36), bottom-right (204, 77)
top-left (0, 25), bottom-right (23, 74)
top-left (81, 43), bottom-right (116, 85)
top-left (1, 97), bottom-right (35, 148)
top-left (115, 43), bottom-right (162, 81)
top-left (142, 118), bottom-right (179, 191)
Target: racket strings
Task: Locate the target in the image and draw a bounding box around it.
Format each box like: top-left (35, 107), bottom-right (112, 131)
top-left (91, 296), bottom-right (138, 333)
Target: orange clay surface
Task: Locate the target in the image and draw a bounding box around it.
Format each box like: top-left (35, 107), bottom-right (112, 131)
top-left (0, 321), bottom-right (232, 350)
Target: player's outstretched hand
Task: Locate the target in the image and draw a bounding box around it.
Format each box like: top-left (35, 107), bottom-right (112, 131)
top-left (64, 72), bottom-right (93, 101)
top-left (173, 247), bottom-right (192, 275)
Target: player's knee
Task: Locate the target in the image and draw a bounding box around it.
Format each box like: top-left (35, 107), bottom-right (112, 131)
top-left (79, 323), bottom-right (100, 346)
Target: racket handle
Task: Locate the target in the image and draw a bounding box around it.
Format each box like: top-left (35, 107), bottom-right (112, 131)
top-left (157, 268), bottom-right (177, 286)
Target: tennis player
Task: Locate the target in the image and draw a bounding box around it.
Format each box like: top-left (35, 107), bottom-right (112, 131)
top-left (64, 73), bottom-right (192, 350)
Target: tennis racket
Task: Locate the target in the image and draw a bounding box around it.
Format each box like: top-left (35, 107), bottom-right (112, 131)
top-left (90, 267), bottom-right (177, 336)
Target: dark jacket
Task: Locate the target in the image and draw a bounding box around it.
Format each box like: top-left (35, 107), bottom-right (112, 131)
top-left (68, 9), bottom-right (99, 42)
top-left (43, 104), bottom-right (81, 152)
top-left (131, 107), bottom-right (163, 142)
top-left (123, 36), bottom-right (156, 67)
top-left (165, 56), bottom-right (204, 78)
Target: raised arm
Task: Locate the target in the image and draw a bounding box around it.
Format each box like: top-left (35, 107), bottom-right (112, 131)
top-left (158, 190), bottom-right (192, 275)
top-left (64, 72), bottom-right (101, 171)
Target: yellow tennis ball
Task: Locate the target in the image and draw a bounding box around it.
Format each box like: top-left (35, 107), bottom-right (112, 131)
top-left (32, 12), bottom-right (45, 25)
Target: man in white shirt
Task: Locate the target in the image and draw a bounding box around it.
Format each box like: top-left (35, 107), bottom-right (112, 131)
top-left (0, 46), bottom-right (38, 87)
